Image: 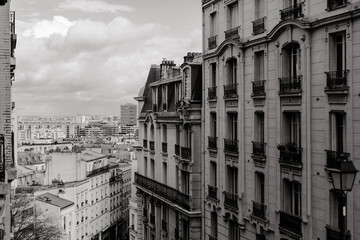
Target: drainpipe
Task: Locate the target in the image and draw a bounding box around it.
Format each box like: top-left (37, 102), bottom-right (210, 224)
top-left (201, 6), bottom-right (206, 240)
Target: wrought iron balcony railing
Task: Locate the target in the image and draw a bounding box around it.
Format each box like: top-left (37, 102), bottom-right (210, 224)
top-left (224, 191), bottom-right (238, 209)
top-left (143, 139), bottom-right (148, 149)
top-left (252, 201), bottom-right (266, 220)
top-left (278, 143), bottom-right (302, 165)
top-left (326, 225), bottom-right (341, 240)
top-left (208, 136), bottom-right (217, 150)
top-left (149, 141), bottom-right (155, 151)
top-left (181, 147), bottom-right (191, 160)
top-left (175, 144), bottom-right (180, 156)
top-left (280, 3), bottom-right (304, 21)
top-left (325, 70), bottom-right (348, 90)
top-left (162, 142), bottom-right (167, 153)
top-left (225, 26), bottom-right (239, 39)
top-left (279, 76), bottom-right (302, 94)
top-left (252, 17), bottom-right (265, 35)
top-left (327, 0), bottom-right (347, 11)
top-left (224, 138), bottom-right (238, 154)
top-left (279, 211), bottom-right (302, 236)
top-left (208, 35), bottom-right (217, 49)
top-left (208, 185), bottom-right (217, 199)
top-left (224, 84), bottom-right (238, 99)
top-left (252, 141), bottom-right (266, 158)
top-left (252, 80), bottom-right (266, 97)
top-left (325, 150), bottom-right (349, 170)
top-left (135, 173), bottom-right (190, 210)
top-left (208, 86), bottom-right (217, 99)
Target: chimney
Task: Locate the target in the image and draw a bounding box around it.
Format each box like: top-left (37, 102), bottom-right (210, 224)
top-left (184, 52), bottom-right (195, 63)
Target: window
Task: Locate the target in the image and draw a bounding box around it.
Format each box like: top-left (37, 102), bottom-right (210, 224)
top-left (283, 112), bottom-right (301, 147)
top-left (283, 179), bottom-right (301, 216)
top-left (176, 166), bottom-right (179, 190)
top-left (182, 219), bottom-right (189, 240)
top-left (284, 0), bottom-right (299, 8)
top-left (162, 125), bottom-right (167, 143)
top-left (210, 63), bottom-right (217, 88)
top-left (254, 51), bottom-right (264, 81)
top-left (183, 124), bottom-right (191, 148)
top-left (211, 211), bottom-right (218, 238)
top-left (144, 157), bottom-right (147, 176)
top-left (283, 43), bottom-right (301, 78)
top-left (175, 83), bottom-right (182, 104)
top-left (162, 162), bottom-right (167, 184)
top-left (227, 166), bottom-right (238, 194)
top-left (181, 170), bottom-right (190, 194)
top-left (150, 159), bottom-right (155, 179)
top-left (228, 113), bottom-right (238, 141)
top-left (152, 88), bottom-right (157, 110)
top-left (210, 162), bottom-right (217, 187)
top-left (330, 111), bottom-right (345, 153)
top-left (229, 218), bottom-right (240, 240)
top-left (255, 172), bottom-right (265, 204)
top-left (254, 112), bottom-right (265, 143)
top-left (227, 2), bottom-right (238, 29)
top-left (227, 58), bottom-right (237, 85)
top-left (161, 85), bottom-right (167, 111)
top-left (255, 0), bottom-right (264, 19)
top-left (329, 190), bottom-right (342, 229)
top-left (210, 12), bottom-right (217, 37)
top-left (210, 112), bottom-right (217, 138)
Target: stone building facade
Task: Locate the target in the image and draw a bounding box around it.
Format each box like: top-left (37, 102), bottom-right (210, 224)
top-left (202, 0), bottom-right (360, 239)
top-left (135, 53), bottom-right (202, 240)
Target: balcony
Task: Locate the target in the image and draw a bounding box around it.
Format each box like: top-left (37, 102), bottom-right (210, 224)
top-left (181, 147), bottom-right (191, 160)
top-left (135, 173), bottom-right (190, 210)
top-left (279, 76), bottom-right (302, 95)
top-left (251, 201), bottom-right (266, 220)
top-left (224, 138), bottom-right (238, 154)
top-left (208, 136), bottom-right (217, 150)
top-left (280, 3), bottom-right (304, 21)
top-left (149, 141), bottom-right (155, 151)
top-left (207, 185), bottom-right (217, 200)
top-left (326, 225), bottom-right (341, 240)
top-left (87, 165), bottom-right (109, 177)
top-left (208, 86), bottom-right (217, 100)
top-left (325, 70), bottom-right (349, 90)
top-left (252, 17), bottom-right (265, 35)
top-left (278, 143), bottom-right (302, 166)
top-left (327, 0), bottom-right (347, 11)
top-left (224, 84), bottom-right (238, 99)
top-left (208, 35), bottom-right (217, 50)
top-left (175, 144), bottom-right (180, 156)
top-left (225, 26), bottom-right (239, 40)
top-left (279, 211), bottom-right (302, 237)
top-left (162, 142), bottom-right (167, 153)
top-left (224, 191), bottom-right (238, 210)
top-left (252, 141), bottom-right (266, 158)
top-left (162, 220), bottom-right (167, 232)
top-left (325, 150), bottom-right (349, 170)
top-left (252, 80), bottom-right (266, 97)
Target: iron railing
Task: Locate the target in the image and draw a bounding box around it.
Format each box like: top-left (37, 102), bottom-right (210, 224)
top-left (143, 139), bottom-right (148, 149)
top-left (223, 84), bottom-right (238, 98)
top-left (325, 150), bottom-right (349, 170)
top-left (162, 142), bottom-right (167, 153)
top-left (252, 80), bottom-right (266, 96)
top-left (252, 141), bottom-right (266, 157)
top-left (327, 0), bottom-right (347, 11)
top-left (325, 70), bottom-right (348, 90)
top-left (175, 144), bottom-right (180, 156)
top-left (252, 201), bottom-right (266, 220)
top-left (224, 138), bottom-right (238, 154)
top-left (279, 211), bottom-right (302, 236)
top-left (280, 3), bottom-right (304, 21)
top-left (181, 147), bottom-right (191, 160)
top-left (326, 225), bottom-right (341, 240)
top-left (135, 173), bottom-right (190, 210)
top-left (279, 76), bottom-right (302, 94)
top-left (149, 141), bottom-right (155, 151)
top-left (252, 17), bottom-right (265, 35)
top-left (208, 35), bottom-right (217, 49)
top-left (208, 86), bottom-right (217, 99)
top-left (224, 191), bottom-right (238, 209)
top-left (208, 136), bottom-right (217, 150)
top-left (278, 143), bottom-right (302, 165)
top-left (208, 185), bottom-right (217, 199)
top-left (225, 26), bottom-right (239, 39)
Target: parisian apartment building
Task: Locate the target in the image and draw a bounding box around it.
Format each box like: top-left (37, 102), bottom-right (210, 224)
top-left (134, 53), bottom-right (203, 240)
top-left (120, 103), bottom-right (138, 126)
top-left (0, 0), bottom-right (17, 239)
top-left (201, 0), bottom-right (360, 240)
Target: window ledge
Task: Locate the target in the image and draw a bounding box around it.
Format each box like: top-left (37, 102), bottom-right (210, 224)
top-left (324, 88), bottom-right (349, 95)
top-left (278, 92), bottom-right (302, 97)
top-left (251, 94), bottom-right (266, 99)
top-left (223, 96), bottom-right (239, 100)
top-left (207, 97), bottom-right (217, 102)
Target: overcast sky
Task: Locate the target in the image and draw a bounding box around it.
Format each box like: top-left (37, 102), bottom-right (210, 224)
top-left (11, 0), bottom-right (202, 116)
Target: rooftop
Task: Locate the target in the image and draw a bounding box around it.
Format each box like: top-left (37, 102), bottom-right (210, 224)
top-left (36, 192), bottom-right (74, 209)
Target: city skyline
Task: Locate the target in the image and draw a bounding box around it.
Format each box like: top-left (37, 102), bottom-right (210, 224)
top-left (11, 0), bottom-right (201, 116)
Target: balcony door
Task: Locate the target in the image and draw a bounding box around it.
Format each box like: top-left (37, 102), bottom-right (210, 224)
top-left (282, 43), bottom-right (301, 78)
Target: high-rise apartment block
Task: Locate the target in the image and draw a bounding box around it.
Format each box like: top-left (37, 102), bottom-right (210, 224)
top-left (0, 0), bottom-right (17, 239)
top-left (202, 0), bottom-right (360, 239)
top-left (135, 54), bottom-right (203, 240)
top-left (120, 103), bottom-right (137, 126)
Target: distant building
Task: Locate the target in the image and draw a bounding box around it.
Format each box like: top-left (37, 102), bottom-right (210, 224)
top-left (120, 103), bottom-right (137, 126)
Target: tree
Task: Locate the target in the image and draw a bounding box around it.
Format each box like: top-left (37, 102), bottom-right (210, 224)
top-left (12, 189), bottom-right (63, 240)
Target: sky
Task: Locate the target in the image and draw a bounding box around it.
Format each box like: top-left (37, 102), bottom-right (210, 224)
top-left (11, 0), bottom-right (202, 116)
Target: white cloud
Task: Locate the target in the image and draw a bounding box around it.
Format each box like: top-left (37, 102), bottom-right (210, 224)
top-left (59, 0), bottom-right (133, 13)
top-left (23, 16), bottom-right (75, 38)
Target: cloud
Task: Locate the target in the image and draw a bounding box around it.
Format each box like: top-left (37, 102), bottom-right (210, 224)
top-left (59, 0), bottom-right (133, 13)
top-left (23, 16), bottom-right (75, 38)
